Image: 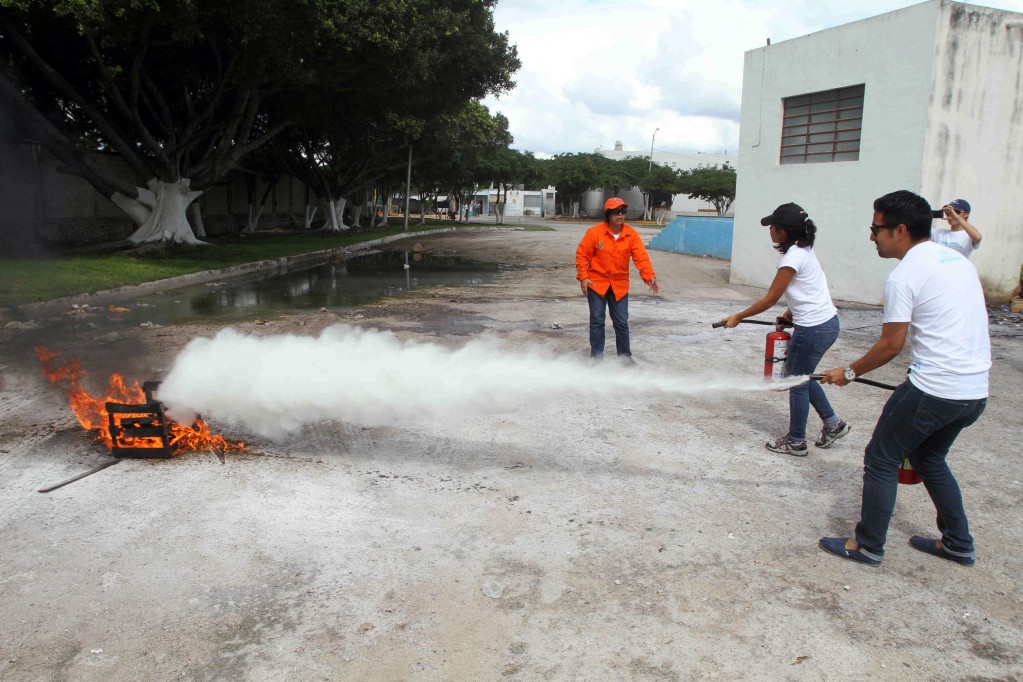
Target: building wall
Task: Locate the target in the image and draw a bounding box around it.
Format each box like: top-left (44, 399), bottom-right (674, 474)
top-left (733, 2), bottom-right (940, 304)
top-left (920, 2), bottom-right (1023, 300)
top-left (734, 0), bottom-right (1023, 304)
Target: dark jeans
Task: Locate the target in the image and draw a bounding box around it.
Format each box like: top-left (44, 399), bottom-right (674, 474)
top-left (854, 380), bottom-right (986, 560)
top-left (784, 315), bottom-right (840, 440)
top-left (587, 287), bottom-right (630, 357)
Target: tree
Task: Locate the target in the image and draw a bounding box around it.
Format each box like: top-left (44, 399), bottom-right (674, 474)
top-left (638, 164), bottom-right (682, 223)
top-left (484, 147), bottom-right (530, 224)
top-left (0, 0), bottom-right (519, 245)
top-left (413, 102), bottom-right (510, 224)
top-left (676, 164), bottom-right (737, 216)
top-left (1, 0), bottom-right (322, 245)
top-left (546, 153), bottom-right (603, 218)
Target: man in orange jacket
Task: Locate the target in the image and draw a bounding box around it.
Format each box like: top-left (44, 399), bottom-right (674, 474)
top-left (576, 197), bottom-right (660, 362)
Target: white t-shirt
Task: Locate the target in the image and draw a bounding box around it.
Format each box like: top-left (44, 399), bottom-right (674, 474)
top-left (777, 246), bottom-right (837, 327)
top-left (882, 241), bottom-right (990, 399)
top-left (930, 227), bottom-right (977, 258)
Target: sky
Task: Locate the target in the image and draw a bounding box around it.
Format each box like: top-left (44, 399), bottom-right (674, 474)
top-left (481, 0), bottom-right (1023, 158)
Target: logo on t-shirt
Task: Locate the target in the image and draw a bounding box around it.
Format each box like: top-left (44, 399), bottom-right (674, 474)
top-left (597, 241), bottom-right (604, 249)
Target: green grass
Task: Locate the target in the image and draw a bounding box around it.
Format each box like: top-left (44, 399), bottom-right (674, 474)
top-left (0, 221), bottom-right (553, 308)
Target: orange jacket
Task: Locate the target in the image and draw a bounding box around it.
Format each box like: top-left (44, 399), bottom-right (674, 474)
top-left (575, 222), bottom-right (656, 300)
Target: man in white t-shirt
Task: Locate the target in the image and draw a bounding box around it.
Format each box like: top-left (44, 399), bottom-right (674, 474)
top-left (817, 190), bottom-right (990, 568)
top-left (930, 198), bottom-right (982, 258)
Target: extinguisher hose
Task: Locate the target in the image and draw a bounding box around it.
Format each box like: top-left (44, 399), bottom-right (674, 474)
top-left (711, 319), bottom-right (779, 328)
top-left (809, 374), bottom-right (897, 391)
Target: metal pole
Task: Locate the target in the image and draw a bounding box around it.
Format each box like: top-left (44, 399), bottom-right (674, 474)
top-left (647, 128), bottom-right (659, 220)
top-left (403, 145), bottom-right (412, 233)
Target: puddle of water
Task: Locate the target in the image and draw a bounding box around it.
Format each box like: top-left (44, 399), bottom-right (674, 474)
top-left (135, 251), bottom-right (511, 325)
top-left (11, 252), bottom-right (514, 344)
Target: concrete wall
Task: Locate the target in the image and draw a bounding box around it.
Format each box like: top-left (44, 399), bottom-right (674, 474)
top-left (919, 2), bottom-right (1023, 300)
top-left (647, 216), bottom-right (734, 259)
top-left (734, 1), bottom-right (940, 305)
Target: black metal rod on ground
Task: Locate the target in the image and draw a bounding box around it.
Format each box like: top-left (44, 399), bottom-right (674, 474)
top-left (38, 458), bottom-right (121, 493)
top-left (809, 374), bottom-right (898, 391)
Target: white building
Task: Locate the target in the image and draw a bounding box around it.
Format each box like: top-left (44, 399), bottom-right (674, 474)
top-left (733, 0), bottom-right (1023, 304)
top-left (473, 186), bottom-right (557, 218)
top-left (587, 142), bottom-right (736, 219)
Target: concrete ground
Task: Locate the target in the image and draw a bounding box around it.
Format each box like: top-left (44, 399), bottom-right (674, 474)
top-left (1, 223), bottom-right (1020, 681)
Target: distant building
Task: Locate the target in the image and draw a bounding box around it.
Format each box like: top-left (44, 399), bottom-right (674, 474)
top-left (472, 186), bottom-right (556, 219)
top-left (586, 141), bottom-right (737, 220)
top-left (733, 0), bottom-right (1023, 303)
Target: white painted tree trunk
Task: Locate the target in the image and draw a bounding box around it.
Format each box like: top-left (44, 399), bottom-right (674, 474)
top-left (571, 201), bottom-right (579, 219)
top-left (495, 203), bottom-right (505, 225)
top-left (111, 189), bottom-right (153, 226)
top-left (244, 202), bottom-right (264, 233)
top-left (127, 179), bottom-right (204, 245)
top-left (188, 202), bottom-right (207, 238)
top-left (303, 204), bottom-right (318, 229)
top-left (323, 197), bottom-right (349, 232)
top-left (351, 191), bottom-right (365, 229)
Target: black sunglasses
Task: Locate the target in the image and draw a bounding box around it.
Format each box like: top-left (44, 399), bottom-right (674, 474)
top-left (610, 208), bottom-right (628, 215)
top-left (869, 222), bottom-right (900, 236)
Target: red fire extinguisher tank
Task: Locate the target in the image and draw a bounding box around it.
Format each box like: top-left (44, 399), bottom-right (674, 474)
top-left (764, 320), bottom-right (790, 380)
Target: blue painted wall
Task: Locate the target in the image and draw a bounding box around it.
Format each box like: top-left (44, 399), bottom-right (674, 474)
top-left (647, 216), bottom-right (733, 259)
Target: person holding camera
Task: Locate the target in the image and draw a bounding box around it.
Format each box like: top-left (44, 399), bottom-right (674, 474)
top-left (576, 197), bottom-right (659, 364)
top-left (931, 198), bottom-right (982, 258)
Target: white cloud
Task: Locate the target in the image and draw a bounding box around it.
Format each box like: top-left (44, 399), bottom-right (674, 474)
top-left (483, 0), bottom-right (1023, 157)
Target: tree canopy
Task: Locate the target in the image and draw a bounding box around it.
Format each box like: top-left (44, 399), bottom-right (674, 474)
top-left (0, 0), bottom-right (520, 243)
top-left (677, 164), bottom-right (737, 216)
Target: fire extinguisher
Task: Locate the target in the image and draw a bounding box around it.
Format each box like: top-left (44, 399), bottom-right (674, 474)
top-left (898, 458), bottom-right (922, 485)
top-left (712, 317), bottom-right (793, 381)
top-left (764, 317), bottom-right (791, 380)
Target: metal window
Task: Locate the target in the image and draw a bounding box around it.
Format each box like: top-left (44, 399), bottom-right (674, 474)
top-left (780, 85), bottom-right (864, 165)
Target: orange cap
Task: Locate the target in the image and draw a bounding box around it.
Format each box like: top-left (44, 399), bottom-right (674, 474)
top-left (604, 197), bottom-right (629, 210)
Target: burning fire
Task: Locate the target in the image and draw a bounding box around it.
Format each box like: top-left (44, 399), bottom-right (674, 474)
top-left (35, 346), bottom-right (244, 455)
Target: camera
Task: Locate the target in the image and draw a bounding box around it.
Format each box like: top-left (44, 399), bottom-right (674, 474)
top-left (931, 209), bottom-right (946, 218)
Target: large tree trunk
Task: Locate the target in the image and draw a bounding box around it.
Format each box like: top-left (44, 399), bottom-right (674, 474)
top-left (323, 197), bottom-right (349, 232)
top-left (188, 202), bottom-right (207, 238)
top-left (244, 202), bottom-right (264, 233)
top-left (303, 204), bottom-right (319, 229)
top-left (127, 178), bottom-right (204, 246)
top-left (571, 201), bottom-right (579, 219)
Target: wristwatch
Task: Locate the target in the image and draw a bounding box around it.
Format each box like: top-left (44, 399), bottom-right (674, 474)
top-left (843, 367), bottom-right (857, 381)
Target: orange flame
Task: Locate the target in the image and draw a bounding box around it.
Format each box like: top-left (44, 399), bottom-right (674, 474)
top-left (35, 346), bottom-right (245, 455)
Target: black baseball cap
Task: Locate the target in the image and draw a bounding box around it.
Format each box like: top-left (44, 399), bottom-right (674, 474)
top-left (760, 202), bottom-right (808, 227)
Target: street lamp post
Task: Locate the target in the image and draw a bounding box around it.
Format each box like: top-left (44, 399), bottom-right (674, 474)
top-left (646, 128), bottom-right (659, 220)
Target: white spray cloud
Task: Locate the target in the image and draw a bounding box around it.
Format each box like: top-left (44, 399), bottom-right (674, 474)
top-left (157, 325), bottom-right (806, 439)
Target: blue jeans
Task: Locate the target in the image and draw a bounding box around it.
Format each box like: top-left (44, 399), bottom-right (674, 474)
top-left (854, 380), bottom-right (986, 560)
top-left (784, 315), bottom-right (839, 440)
top-left (587, 287), bottom-right (630, 357)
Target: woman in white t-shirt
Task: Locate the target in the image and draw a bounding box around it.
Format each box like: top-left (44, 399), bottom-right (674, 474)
top-left (720, 202), bottom-right (849, 456)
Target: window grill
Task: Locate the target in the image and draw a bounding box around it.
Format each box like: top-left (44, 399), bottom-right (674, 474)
top-left (780, 85), bottom-right (864, 165)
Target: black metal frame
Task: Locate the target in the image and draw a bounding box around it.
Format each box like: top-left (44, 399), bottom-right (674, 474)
top-left (105, 381), bottom-right (173, 458)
